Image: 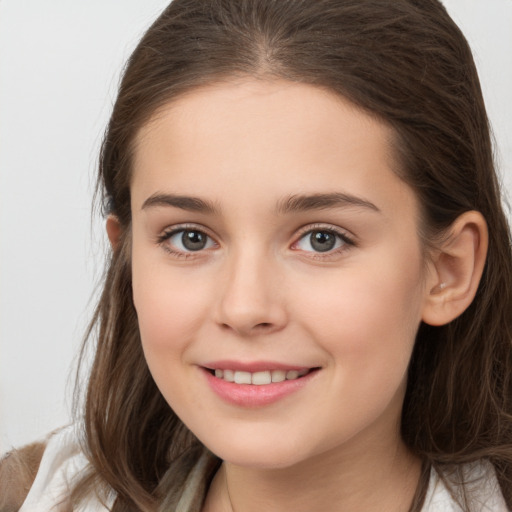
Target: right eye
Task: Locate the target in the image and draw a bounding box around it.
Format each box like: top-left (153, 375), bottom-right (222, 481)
top-left (159, 228), bottom-right (216, 254)
top-left (294, 229), bottom-right (346, 253)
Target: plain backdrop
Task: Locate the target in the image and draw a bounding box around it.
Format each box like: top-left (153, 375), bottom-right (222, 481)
top-left (1, 0), bottom-right (511, 454)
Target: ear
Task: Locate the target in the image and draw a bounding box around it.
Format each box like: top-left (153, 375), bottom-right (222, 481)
top-left (106, 215), bottom-right (122, 250)
top-left (422, 211), bottom-right (488, 326)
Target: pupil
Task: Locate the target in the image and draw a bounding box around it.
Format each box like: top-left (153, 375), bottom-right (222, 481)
top-left (182, 231), bottom-right (207, 251)
top-left (310, 231), bottom-right (335, 252)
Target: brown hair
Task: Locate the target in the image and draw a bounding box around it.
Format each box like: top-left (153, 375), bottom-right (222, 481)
top-left (72, 1), bottom-right (512, 510)
top-left (0, 442), bottom-right (46, 511)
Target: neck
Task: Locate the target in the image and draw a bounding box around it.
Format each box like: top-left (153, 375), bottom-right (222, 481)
top-left (204, 433), bottom-right (422, 512)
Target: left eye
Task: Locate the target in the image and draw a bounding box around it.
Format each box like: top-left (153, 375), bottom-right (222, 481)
top-left (295, 230), bottom-right (347, 253)
top-left (166, 229), bottom-right (216, 252)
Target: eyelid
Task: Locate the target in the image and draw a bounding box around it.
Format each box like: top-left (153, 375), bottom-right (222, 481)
top-left (156, 223), bottom-right (218, 257)
top-left (155, 222), bottom-right (356, 259)
top-left (294, 223), bottom-right (356, 242)
top-left (291, 223), bottom-right (356, 256)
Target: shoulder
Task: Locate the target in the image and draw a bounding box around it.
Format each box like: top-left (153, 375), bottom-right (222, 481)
top-left (0, 440), bottom-right (46, 512)
top-left (0, 426), bottom-right (108, 512)
top-left (423, 460), bottom-right (509, 511)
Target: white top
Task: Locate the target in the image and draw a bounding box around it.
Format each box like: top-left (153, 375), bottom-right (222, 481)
top-left (19, 426), bottom-right (509, 511)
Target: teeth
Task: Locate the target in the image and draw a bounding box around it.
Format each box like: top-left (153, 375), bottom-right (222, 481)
top-left (234, 371), bottom-right (252, 384)
top-left (271, 370), bottom-right (286, 383)
top-left (212, 368), bottom-right (311, 385)
top-left (224, 369), bottom-right (235, 382)
top-left (252, 371), bottom-right (272, 385)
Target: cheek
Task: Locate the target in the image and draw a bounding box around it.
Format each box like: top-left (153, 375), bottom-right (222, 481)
top-left (291, 256), bottom-right (425, 447)
top-left (296, 251), bottom-right (425, 371)
top-left (131, 256), bottom-right (215, 410)
top-left (135, 284), bottom-right (201, 346)
top-left (131, 248), bottom-right (210, 356)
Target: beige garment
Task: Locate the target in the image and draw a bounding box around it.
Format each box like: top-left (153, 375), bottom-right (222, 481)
top-left (18, 426), bottom-right (509, 512)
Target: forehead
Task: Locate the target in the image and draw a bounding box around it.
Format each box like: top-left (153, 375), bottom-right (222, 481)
top-left (134, 79), bottom-right (395, 165)
top-left (131, 79), bottom-right (416, 220)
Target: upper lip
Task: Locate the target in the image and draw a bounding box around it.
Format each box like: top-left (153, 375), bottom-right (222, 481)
top-left (202, 360), bottom-right (316, 372)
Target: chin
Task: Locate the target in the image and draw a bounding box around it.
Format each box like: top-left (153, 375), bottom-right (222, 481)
top-left (220, 451), bottom-right (305, 470)
top-left (200, 434), bottom-right (316, 470)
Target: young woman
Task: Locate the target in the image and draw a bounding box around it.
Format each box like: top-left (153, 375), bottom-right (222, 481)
top-left (3, 0), bottom-right (511, 511)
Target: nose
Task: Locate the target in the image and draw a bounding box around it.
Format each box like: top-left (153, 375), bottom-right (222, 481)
top-left (215, 248), bottom-right (288, 337)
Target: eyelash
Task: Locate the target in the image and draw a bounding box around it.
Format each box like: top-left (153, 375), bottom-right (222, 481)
top-left (156, 224), bottom-right (217, 259)
top-left (156, 223), bottom-right (356, 259)
top-left (292, 224), bottom-right (356, 259)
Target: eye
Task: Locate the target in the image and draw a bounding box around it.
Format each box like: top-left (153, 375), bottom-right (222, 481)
top-left (160, 228), bottom-right (216, 253)
top-left (294, 229), bottom-right (352, 254)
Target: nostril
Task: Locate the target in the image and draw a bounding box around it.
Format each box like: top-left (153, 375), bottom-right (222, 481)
top-left (219, 320), bottom-right (282, 336)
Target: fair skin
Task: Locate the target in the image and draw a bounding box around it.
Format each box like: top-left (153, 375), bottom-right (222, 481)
top-left (108, 79), bottom-right (487, 511)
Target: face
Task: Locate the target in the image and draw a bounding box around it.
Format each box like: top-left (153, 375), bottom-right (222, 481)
top-left (130, 79), bottom-right (430, 469)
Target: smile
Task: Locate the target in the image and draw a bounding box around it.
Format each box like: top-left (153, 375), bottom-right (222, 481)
top-left (211, 368), bottom-right (311, 385)
top-left (202, 365), bottom-right (320, 407)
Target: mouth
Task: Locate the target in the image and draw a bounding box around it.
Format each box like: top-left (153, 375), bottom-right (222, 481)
top-left (204, 367), bottom-right (320, 385)
top-left (202, 364), bottom-right (321, 407)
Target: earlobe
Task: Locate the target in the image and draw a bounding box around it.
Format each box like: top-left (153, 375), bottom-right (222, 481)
top-left (106, 215), bottom-right (122, 250)
top-left (422, 211), bottom-right (488, 326)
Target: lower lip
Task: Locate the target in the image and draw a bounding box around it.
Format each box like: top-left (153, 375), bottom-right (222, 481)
top-left (202, 368), bottom-right (318, 407)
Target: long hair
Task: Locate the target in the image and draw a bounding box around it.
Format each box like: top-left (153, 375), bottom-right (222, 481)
top-left (72, 1), bottom-right (512, 510)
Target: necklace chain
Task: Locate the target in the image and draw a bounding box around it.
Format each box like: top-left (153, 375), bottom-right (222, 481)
top-left (224, 467), bottom-right (236, 512)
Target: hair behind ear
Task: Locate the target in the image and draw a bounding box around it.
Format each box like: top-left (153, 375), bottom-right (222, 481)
top-left (403, 204), bottom-right (512, 502)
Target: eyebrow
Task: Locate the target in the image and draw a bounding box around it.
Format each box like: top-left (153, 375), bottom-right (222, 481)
top-left (141, 191), bottom-right (380, 215)
top-left (276, 192), bottom-right (380, 214)
top-left (141, 193), bottom-right (220, 214)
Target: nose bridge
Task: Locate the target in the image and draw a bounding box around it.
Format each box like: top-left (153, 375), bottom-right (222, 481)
top-left (216, 240), bottom-right (286, 336)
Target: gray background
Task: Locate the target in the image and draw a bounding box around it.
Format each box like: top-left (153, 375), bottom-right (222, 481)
top-left (1, 0), bottom-right (511, 453)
